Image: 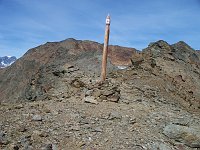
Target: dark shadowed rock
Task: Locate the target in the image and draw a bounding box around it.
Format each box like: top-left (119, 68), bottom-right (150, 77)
top-left (143, 40), bottom-right (172, 58)
top-left (171, 41), bottom-right (200, 64)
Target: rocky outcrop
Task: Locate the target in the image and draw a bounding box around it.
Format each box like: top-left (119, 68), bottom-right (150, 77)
top-left (163, 124), bottom-right (200, 148)
top-left (172, 41), bottom-right (200, 65)
top-left (140, 40), bottom-right (200, 112)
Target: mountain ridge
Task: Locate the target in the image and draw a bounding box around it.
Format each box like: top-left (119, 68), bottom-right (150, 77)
top-left (0, 38), bottom-right (199, 113)
top-left (0, 38), bottom-right (200, 149)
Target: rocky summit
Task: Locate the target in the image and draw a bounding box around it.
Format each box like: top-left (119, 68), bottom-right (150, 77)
top-left (0, 38), bottom-right (200, 150)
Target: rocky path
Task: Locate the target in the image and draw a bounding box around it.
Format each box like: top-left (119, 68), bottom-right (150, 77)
top-left (0, 81), bottom-right (200, 150)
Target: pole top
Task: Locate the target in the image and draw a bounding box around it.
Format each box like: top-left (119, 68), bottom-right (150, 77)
top-left (106, 14), bottom-right (110, 25)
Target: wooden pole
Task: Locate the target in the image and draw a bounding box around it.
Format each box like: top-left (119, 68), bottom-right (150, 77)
top-left (101, 14), bottom-right (110, 81)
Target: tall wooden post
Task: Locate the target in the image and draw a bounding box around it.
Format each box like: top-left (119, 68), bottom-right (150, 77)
top-left (101, 14), bottom-right (110, 81)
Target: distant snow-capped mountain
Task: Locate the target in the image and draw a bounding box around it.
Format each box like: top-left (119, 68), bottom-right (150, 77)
top-left (0, 56), bottom-right (17, 68)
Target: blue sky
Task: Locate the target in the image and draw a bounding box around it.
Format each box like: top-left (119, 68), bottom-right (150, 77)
top-left (0, 0), bottom-right (200, 58)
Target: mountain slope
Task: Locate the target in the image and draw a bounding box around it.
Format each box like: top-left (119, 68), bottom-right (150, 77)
top-left (0, 39), bottom-right (200, 149)
top-left (0, 39), bottom-right (199, 113)
top-left (0, 38), bottom-right (136, 103)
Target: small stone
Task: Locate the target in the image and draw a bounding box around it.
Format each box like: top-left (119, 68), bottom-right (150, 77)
top-left (44, 108), bottom-right (51, 113)
top-left (102, 90), bottom-right (114, 96)
top-left (78, 141), bottom-right (86, 147)
top-left (107, 95), bottom-right (120, 102)
top-left (85, 90), bottom-right (93, 96)
top-left (82, 124), bottom-right (91, 129)
top-left (93, 127), bottom-right (103, 132)
top-left (172, 118), bottom-right (190, 126)
top-left (73, 81), bottom-right (81, 88)
top-left (14, 104), bottom-right (24, 109)
top-left (24, 145), bottom-right (33, 150)
top-left (9, 143), bottom-right (19, 150)
top-left (52, 144), bottom-right (57, 150)
top-left (0, 131), bottom-right (8, 145)
top-left (92, 90), bottom-right (102, 97)
top-left (108, 111), bottom-right (122, 120)
top-left (0, 131), bottom-right (5, 139)
top-left (121, 99), bottom-right (129, 104)
top-left (1, 140), bottom-right (9, 145)
top-left (32, 115), bottom-right (42, 121)
top-left (32, 130), bottom-right (48, 138)
top-left (19, 126), bottom-right (27, 132)
top-left (83, 96), bottom-right (98, 104)
top-left (104, 138), bottom-right (109, 142)
top-left (69, 126), bottom-right (80, 131)
top-left (151, 142), bottom-right (172, 150)
top-left (20, 135), bottom-right (31, 147)
top-left (71, 79), bottom-right (85, 88)
top-left (121, 117), bottom-right (129, 125)
top-left (99, 95), bottom-right (107, 100)
top-left (129, 117), bottom-right (137, 124)
top-left (135, 99), bottom-right (142, 102)
top-left (43, 144), bottom-right (52, 150)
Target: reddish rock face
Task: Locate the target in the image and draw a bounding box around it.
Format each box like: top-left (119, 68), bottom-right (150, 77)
top-left (108, 45), bottom-right (136, 66)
